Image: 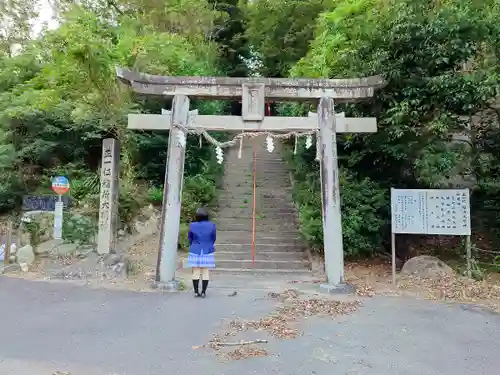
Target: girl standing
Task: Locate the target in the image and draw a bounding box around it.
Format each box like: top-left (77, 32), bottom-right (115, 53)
top-left (187, 207), bottom-right (216, 298)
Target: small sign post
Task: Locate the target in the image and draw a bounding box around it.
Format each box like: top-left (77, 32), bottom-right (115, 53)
top-left (51, 176), bottom-right (70, 240)
top-left (390, 188), bottom-right (472, 284)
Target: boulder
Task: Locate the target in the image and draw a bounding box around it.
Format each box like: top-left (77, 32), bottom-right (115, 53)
top-left (131, 205), bottom-right (160, 236)
top-left (35, 240), bottom-right (79, 257)
top-left (52, 243), bottom-right (79, 257)
top-left (1, 264), bottom-right (21, 274)
top-left (21, 211), bottom-right (55, 244)
top-left (35, 239), bottom-right (62, 255)
top-left (401, 255), bottom-right (455, 278)
top-left (19, 262), bottom-right (29, 272)
top-left (16, 245), bottom-right (35, 266)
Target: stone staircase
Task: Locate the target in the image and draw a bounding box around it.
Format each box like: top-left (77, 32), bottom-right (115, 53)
top-left (214, 135), bottom-right (311, 273)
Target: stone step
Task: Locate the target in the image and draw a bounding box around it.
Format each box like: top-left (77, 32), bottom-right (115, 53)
top-left (216, 224), bottom-right (298, 232)
top-left (217, 213), bottom-right (295, 218)
top-left (217, 213), bottom-right (297, 220)
top-left (218, 194), bottom-right (292, 199)
top-left (224, 168), bottom-right (288, 172)
top-left (219, 186), bottom-right (290, 191)
top-left (217, 204), bottom-right (296, 210)
top-left (218, 147), bottom-right (308, 268)
top-left (216, 215), bottom-right (296, 220)
top-left (220, 181), bottom-right (291, 186)
top-left (218, 201), bottom-right (294, 206)
top-left (227, 170), bottom-right (286, 174)
top-left (254, 197), bottom-right (295, 202)
top-left (226, 153), bottom-right (284, 158)
top-left (216, 243), bottom-right (304, 252)
top-left (217, 208), bottom-right (297, 215)
top-left (224, 164), bottom-right (287, 168)
top-left (218, 199), bottom-right (293, 204)
top-left (223, 178), bottom-right (289, 183)
top-left (217, 214), bottom-right (297, 220)
top-left (216, 216), bottom-right (297, 223)
top-left (217, 236), bottom-right (302, 245)
top-left (220, 186), bottom-right (290, 191)
top-left (257, 172), bottom-right (289, 175)
top-left (215, 251), bottom-right (305, 261)
top-left (217, 230), bottom-right (301, 238)
top-left (216, 221), bottom-right (297, 227)
top-left (224, 168), bottom-right (288, 173)
top-left (217, 238), bottom-right (302, 246)
top-left (217, 227), bottom-right (299, 235)
top-left (218, 203), bottom-right (294, 207)
top-left (224, 177), bottom-right (288, 181)
top-left (211, 268), bottom-right (312, 275)
top-left (215, 259), bottom-right (309, 270)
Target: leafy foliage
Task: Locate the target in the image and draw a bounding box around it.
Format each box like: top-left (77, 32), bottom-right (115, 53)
top-left (285, 139), bottom-right (387, 256)
top-left (293, 0), bottom-right (497, 188)
top-left (245, 0), bottom-right (330, 77)
top-left (279, 0), bottom-right (500, 255)
top-left (0, 2), bottom-right (231, 242)
top-left (4, 0), bottom-right (500, 259)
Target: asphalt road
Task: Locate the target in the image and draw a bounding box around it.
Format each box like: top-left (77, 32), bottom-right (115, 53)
top-left (0, 276), bottom-right (498, 375)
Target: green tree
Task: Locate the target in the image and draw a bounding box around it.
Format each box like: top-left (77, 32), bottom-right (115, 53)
top-left (287, 0), bottom-right (500, 253)
top-left (0, 5), bottom-right (227, 223)
top-left (294, 0), bottom-right (498, 186)
top-left (245, 0), bottom-right (330, 77)
top-left (208, 0), bottom-right (250, 77)
top-left (0, 0), bottom-right (38, 55)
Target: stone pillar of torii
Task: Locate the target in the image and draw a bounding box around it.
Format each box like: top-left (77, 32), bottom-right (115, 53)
top-left (106, 67), bottom-right (384, 292)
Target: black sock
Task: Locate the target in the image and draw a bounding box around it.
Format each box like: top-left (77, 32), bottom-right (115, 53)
top-left (193, 279), bottom-right (200, 294)
top-left (202, 280), bottom-right (209, 294)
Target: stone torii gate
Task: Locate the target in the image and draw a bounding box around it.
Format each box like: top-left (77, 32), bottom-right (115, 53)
top-left (116, 67), bottom-right (384, 291)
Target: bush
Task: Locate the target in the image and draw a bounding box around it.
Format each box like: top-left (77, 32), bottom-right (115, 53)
top-left (144, 156), bottom-right (223, 250)
top-left (285, 143), bottom-right (388, 257)
top-left (147, 186), bottom-right (164, 206)
top-left (70, 174), bottom-right (100, 202)
top-left (178, 222), bottom-right (190, 251)
top-left (118, 181), bottom-right (146, 229)
top-left (62, 213), bottom-right (97, 245)
top-left (182, 175), bottom-right (217, 217)
top-left (0, 171), bottom-right (23, 212)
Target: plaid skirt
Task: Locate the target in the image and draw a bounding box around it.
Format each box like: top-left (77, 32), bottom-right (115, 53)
top-left (186, 252), bottom-right (216, 268)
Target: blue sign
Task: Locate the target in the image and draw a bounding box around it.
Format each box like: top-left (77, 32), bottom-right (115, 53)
top-left (52, 176), bottom-right (69, 186)
top-left (22, 195), bottom-right (72, 211)
top-left (51, 176), bottom-right (70, 195)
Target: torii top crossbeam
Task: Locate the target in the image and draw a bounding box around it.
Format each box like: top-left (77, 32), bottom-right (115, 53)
top-left (116, 67), bottom-right (385, 101)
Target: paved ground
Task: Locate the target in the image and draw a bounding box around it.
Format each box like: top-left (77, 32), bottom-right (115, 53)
top-left (0, 275), bottom-right (499, 375)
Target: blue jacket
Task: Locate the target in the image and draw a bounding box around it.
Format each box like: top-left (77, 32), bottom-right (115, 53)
top-left (188, 220), bottom-right (216, 255)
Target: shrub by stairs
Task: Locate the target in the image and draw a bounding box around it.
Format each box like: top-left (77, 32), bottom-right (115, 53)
top-left (214, 135), bottom-right (311, 274)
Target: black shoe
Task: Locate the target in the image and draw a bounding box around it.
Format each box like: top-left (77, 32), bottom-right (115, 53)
top-left (201, 292), bottom-right (206, 298)
top-left (194, 292), bottom-right (202, 298)
top-left (192, 279), bottom-right (200, 296)
top-left (201, 280), bottom-right (209, 296)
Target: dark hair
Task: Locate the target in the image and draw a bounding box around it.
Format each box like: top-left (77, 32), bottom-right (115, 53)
top-left (195, 207), bottom-right (209, 222)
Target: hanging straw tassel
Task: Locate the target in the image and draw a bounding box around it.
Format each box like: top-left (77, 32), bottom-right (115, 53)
top-left (315, 132), bottom-right (321, 161)
top-left (293, 133), bottom-right (298, 155)
top-left (238, 136), bottom-right (243, 159)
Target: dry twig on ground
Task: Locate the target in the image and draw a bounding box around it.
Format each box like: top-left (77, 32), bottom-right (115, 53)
top-left (344, 260), bottom-right (500, 311)
top-left (226, 345), bottom-right (269, 360)
top-left (207, 288), bottom-right (362, 360)
top-left (209, 339), bottom-right (268, 349)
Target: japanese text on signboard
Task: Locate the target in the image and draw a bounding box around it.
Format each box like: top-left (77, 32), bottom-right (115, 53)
top-left (99, 144), bottom-right (113, 228)
top-left (391, 189), bottom-right (471, 236)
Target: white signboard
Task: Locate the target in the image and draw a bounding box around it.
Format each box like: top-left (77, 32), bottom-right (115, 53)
top-left (391, 189), bottom-right (471, 236)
